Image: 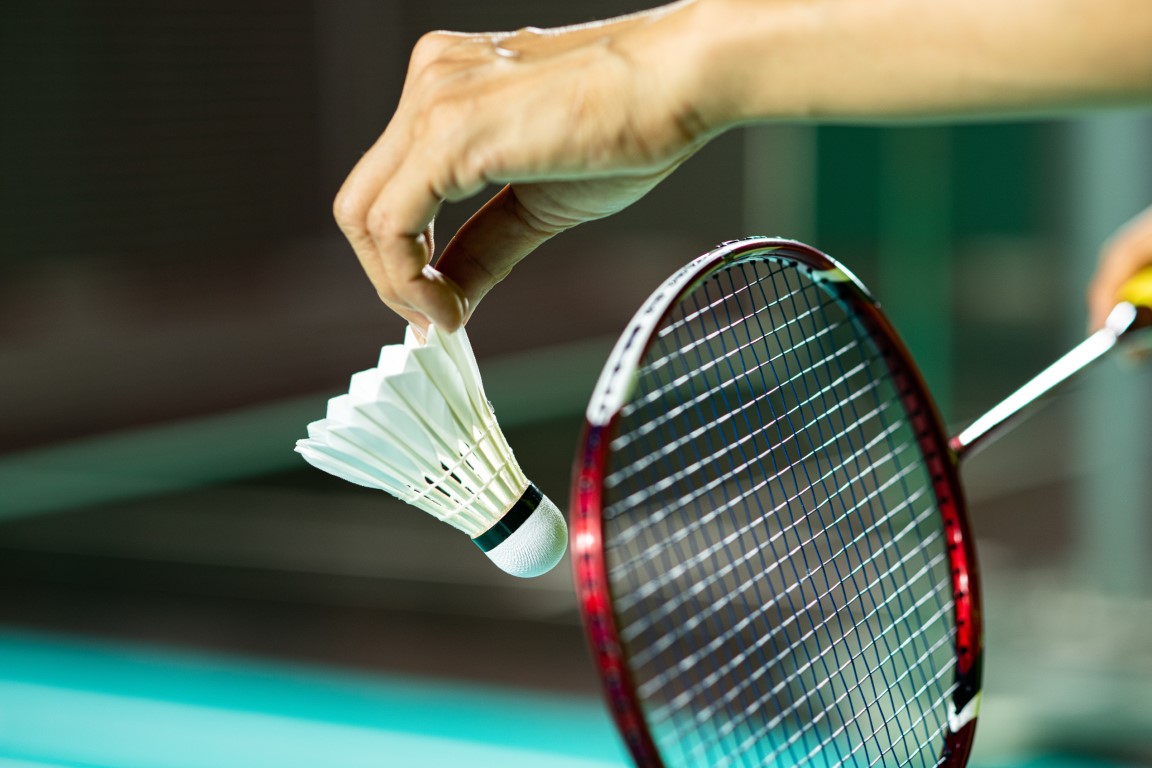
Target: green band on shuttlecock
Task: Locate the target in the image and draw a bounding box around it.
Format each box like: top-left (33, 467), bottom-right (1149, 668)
top-left (472, 483), bottom-right (543, 553)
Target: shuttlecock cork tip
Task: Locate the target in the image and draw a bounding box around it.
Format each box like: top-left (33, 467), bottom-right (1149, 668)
top-left (471, 484), bottom-right (568, 578)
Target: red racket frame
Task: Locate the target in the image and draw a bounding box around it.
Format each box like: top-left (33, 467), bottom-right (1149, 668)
top-left (570, 237), bottom-right (982, 768)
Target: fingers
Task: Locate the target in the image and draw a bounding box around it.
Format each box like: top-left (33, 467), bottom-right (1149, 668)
top-left (335, 156), bottom-right (473, 331)
top-left (333, 39), bottom-right (559, 330)
top-left (435, 158), bottom-right (693, 316)
top-left (331, 6), bottom-right (702, 329)
top-left (334, 171), bottom-right (466, 332)
top-left (332, 39), bottom-right (484, 332)
top-left (1088, 204), bottom-right (1152, 330)
top-left (436, 185), bottom-right (571, 317)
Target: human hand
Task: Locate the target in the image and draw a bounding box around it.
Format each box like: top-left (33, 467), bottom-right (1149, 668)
top-left (332, 1), bottom-right (718, 332)
top-left (1088, 204), bottom-right (1152, 330)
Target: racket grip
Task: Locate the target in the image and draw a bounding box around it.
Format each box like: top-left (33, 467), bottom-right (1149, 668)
top-left (1117, 266), bottom-right (1152, 309)
top-left (1115, 267), bottom-right (1152, 358)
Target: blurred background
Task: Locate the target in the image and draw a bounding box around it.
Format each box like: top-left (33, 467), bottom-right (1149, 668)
top-left (1, 1), bottom-right (1150, 766)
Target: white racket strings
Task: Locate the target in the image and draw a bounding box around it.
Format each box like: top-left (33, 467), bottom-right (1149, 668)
top-left (600, 259), bottom-right (957, 768)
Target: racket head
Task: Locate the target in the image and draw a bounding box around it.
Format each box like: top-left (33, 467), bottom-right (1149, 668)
top-left (571, 238), bottom-right (982, 768)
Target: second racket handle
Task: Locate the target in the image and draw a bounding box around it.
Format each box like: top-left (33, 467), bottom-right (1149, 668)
top-left (950, 295), bottom-right (1147, 459)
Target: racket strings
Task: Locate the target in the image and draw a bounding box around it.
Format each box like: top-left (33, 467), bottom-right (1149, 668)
top-left (609, 392), bottom-right (910, 581)
top-left (700, 267), bottom-right (944, 764)
top-left (601, 259), bottom-right (955, 767)
top-left (629, 490), bottom-right (942, 681)
top-left (697, 553), bottom-right (951, 730)
top-left (637, 528), bottom-right (951, 757)
top-left (751, 266), bottom-right (952, 765)
top-left (606, 294), bottom-right (900, 546)
top-left (616, 291), bottom-right (846, 448)
top-left (656, 265), bottom-right (768, 339)
top-left (756, 267), bottom-right (952, 754)
top-left (608, 332), bottom-right (874, 492)
top-left (611, 300), bottom-right (922, 625)
top-left (709, 586), bottom-right (954, 768)
top-left (767, 629), bottom-right (954, 768)
top-left (616, 431), bottom-right (926, 644)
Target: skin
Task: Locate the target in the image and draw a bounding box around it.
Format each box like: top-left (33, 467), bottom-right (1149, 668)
top-left (332, 0), bottom-right (1152, 334)
top-left (1089, 205), bottom-right (1152, 330)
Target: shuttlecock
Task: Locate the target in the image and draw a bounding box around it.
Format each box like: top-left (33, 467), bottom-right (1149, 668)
top-left (295, 325), bottom-right (567, 578)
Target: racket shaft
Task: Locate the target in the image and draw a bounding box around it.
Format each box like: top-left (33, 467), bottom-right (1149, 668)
top-left (949, 302), bottom-right (1138, 458)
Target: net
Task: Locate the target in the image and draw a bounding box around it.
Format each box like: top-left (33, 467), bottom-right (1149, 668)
top-left (601, 257), bottom-right (956, 768)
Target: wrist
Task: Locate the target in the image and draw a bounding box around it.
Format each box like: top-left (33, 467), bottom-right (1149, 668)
top-left (605, 0), bottom-right (823, 148)
top-left (677, 0), bottom-right (819, 129)
top-left (613, 0), bottom-right (759, 140)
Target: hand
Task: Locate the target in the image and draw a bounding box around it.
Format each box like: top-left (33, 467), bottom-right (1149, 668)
top-left (1088, 204), bottom-right (1152, 330)
top-left (332, 1), bottom-right (716, 332)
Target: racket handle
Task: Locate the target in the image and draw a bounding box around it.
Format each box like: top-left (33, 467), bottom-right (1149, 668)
top-left (950, 270), bottom-right (1152, 460)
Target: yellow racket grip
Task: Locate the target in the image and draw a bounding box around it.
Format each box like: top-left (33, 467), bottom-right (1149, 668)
top-left (1117, 266), bottom-right (1152, 308)
top-left (1116, 267), bottom-right (1152, 359)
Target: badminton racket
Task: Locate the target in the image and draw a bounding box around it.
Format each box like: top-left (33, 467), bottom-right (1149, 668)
top-left (570, 237), bottom-right (1151, 768)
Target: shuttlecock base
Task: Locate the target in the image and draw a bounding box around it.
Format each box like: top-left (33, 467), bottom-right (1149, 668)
top-left (472, 484), bottom-right (568, 578)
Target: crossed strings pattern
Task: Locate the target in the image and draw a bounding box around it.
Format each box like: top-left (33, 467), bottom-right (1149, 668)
top-left (601, 259), bottom-right (955, 768)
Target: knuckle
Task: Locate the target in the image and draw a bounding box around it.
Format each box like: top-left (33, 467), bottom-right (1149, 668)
top-left (458, 148), bottom-right (490, 185)
top-left (422, 93), bottom-right (464, 128)
top-left (428, 141), bottom-right (491, 201)
top-left (412, 95), bottom-right (467, 147)
top-left (365, 204), bottom-right (393, 240)
top-left (511, 26), bottom-right (544, 41)
top-left (458, 139), bottom-right (489, 172)
top-left (331, 189), bottom-right (363, 230)
top-left (412, 58), bottom-right (460, 92)
top-left (411, 31), bottom-right (453, 68)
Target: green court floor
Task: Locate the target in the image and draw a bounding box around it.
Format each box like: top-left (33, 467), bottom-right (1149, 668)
top-left (0, 628), bottom-right (1141, 768)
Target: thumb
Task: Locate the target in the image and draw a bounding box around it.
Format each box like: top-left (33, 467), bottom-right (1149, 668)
top-left (435, 185), bottom-right (571, 321)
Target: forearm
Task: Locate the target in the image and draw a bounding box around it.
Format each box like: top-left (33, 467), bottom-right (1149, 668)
top-left (333, 0), bottom-right (1151, 328)
top-left (685, 0), bottom-right (1152, 127)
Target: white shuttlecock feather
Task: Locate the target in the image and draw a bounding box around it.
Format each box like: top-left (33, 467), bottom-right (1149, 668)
top-left (295, 325), bottom-right (567, 578)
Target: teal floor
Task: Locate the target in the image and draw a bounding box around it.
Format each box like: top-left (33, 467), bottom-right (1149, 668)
top-left (0, 628), bottom-right (1140, 768)
top-left (0, 628), bottom-right (627, 768)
